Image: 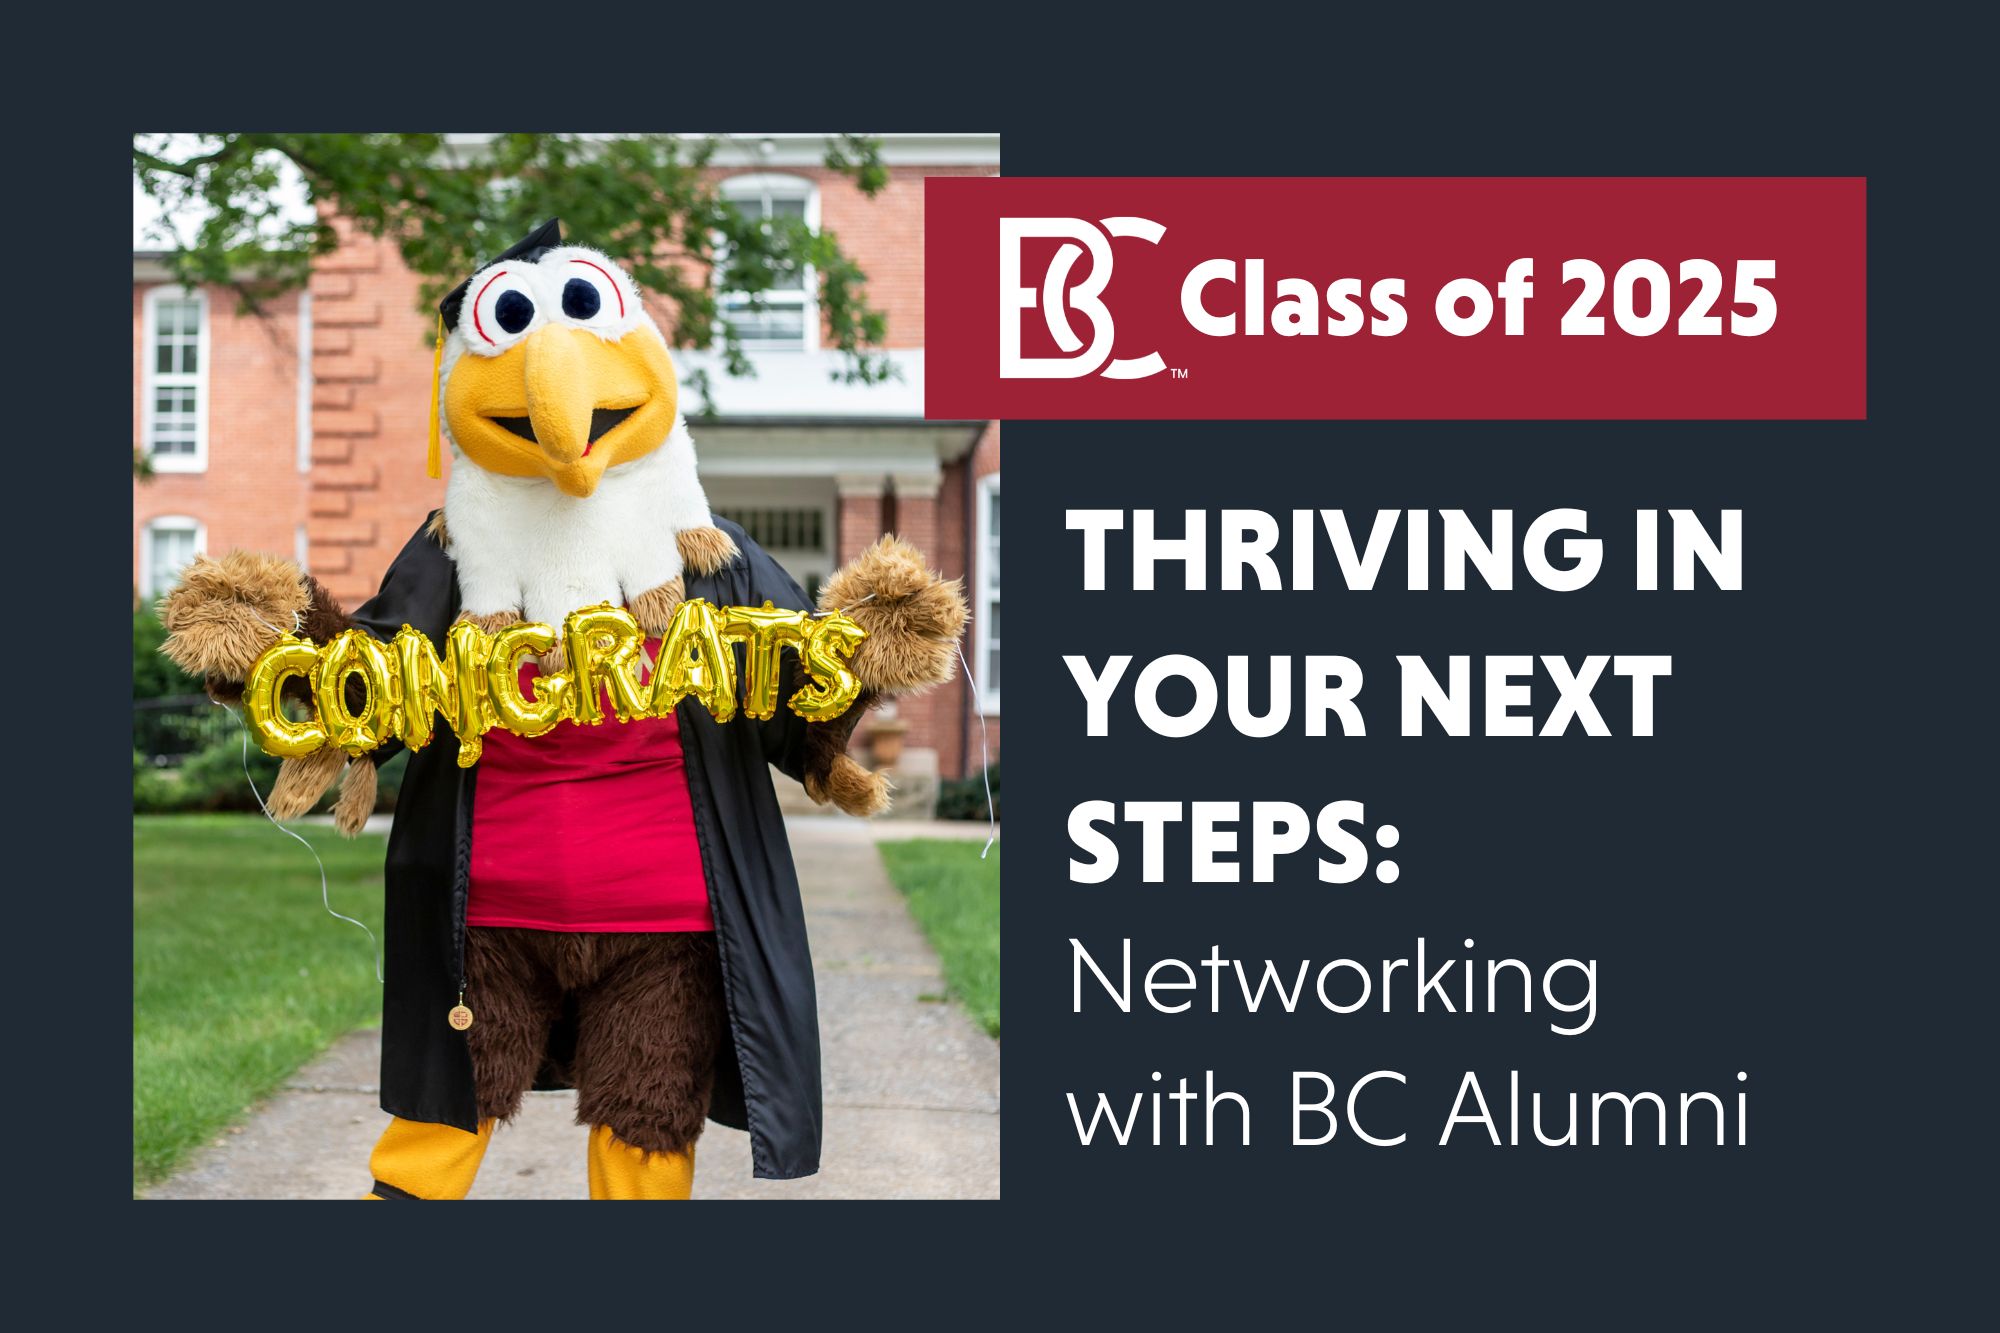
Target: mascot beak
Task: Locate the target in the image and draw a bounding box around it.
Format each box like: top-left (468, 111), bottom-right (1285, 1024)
top-left (519, 325), bottom-right (640, 473)
top-left (446, 321), bottom-right (677, 500)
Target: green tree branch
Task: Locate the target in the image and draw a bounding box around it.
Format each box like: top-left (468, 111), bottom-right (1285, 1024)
top-left (132, 133), bottom-right (895, 395)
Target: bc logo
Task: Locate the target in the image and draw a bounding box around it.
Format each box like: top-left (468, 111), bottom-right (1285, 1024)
top-left (998, 217), bottom-right (1166, 379)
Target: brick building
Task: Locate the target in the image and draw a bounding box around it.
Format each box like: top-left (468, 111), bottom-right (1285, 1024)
top-left (134, 133), bottom-right (1000, 789)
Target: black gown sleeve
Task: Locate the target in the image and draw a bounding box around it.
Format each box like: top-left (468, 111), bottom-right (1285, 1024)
top-left (348, 513), bottom-right (459, 767)
top-left (733, 533), bottom-right (815, 784)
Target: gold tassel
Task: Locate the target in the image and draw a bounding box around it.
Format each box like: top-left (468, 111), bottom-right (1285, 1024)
top-left (427, 314), bottom-right (445, 479)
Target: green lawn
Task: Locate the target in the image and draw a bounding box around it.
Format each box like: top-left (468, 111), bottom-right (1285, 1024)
top-left (133, 815), bottom-right (387, 1191)
top-left (878, 840), bottom-right (1000, 1037)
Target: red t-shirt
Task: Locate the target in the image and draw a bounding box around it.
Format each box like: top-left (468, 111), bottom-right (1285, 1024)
top-left (467, 637), bottom-right (713, 933)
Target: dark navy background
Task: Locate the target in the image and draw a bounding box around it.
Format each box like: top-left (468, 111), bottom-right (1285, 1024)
top-left (62, 15), bottom-right (1986, 1321)
top-left (1011, 429), bottom-right (1934, 1200)
top-left (989, 40), bottom-right (1985, 1315)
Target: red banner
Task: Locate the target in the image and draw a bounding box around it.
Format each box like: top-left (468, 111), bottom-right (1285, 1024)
top-left (924, 177), bottom-right (1865, 420)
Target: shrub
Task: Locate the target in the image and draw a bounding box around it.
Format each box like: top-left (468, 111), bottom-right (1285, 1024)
top-left (133, 608), bottom-right (195, 701)
top-left (936, 761), bottom-right (999, 822)
top-left (132, 734), bottom-right (410, 818)
top-left (133, 728), bottom-right (284, 814)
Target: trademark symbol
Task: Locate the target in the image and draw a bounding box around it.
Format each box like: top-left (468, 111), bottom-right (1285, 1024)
top-left (1171, 367), bottom-right (1190, 379)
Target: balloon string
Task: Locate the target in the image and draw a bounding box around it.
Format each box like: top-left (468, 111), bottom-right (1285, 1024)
top-left (955, 637), bottom-right (998, 860)
top-left (225, 706), bottom-right (384, 984)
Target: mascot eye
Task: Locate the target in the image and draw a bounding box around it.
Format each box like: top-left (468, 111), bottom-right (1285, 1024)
top-left (560, 258), bottom-right (627, 326)
top-left (562, 277), bottom-right (601, 320)
top-left (469, 269), bottom-right (541, 349)
top-left (495, 290), bottom-right (535, 335)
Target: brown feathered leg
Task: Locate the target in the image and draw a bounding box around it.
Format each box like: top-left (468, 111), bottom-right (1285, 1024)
top-left (571, 933), bottom-right (727, 1158)
top-left (463, 927), bottom-right (565, 1130)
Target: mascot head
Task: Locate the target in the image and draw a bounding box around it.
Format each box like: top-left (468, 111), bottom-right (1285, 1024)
top-left (431, 219), bottom-right (678, 499)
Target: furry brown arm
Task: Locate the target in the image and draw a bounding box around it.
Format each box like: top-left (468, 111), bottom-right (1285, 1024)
top-left (159, 552), bottom-right (354, 705)
top-left (800, 537), bottom-right (968, 817)
top-left (262, 750), bottom-right (378, 835)
top-left (265, 747), bottom-right (345, 820)
top-left (801, 688), bottom-right (890, 817)
top-left (159, 550), bottom-right (365, 823)
top-left (678, 524), bottom-right (741, 578)
top-left (330, 757), bottom-right (378, 836)
top-left (817, 536), bottom-right (969, 695)
top-left (628, 577), bottom-right (685, 637)
top-left (157, 551), bottom-right (308, 687)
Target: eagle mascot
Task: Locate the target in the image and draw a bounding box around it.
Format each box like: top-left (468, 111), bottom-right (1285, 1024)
top-left (159, 219), bottom-right (967, 1199)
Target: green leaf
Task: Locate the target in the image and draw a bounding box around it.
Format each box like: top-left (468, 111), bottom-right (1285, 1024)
top-left (132, 133), bottom-right (892, 376)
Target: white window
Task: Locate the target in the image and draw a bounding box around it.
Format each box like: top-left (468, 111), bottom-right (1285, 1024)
top-left (141, 516), bottom-right (205, 600)
top-left (974, 473), bottom-right (1000, 713)
top-left (717, 505), bottom-right (827, 554)
top-left (718, 503), bottom-right (833, 603)
top-left (142, 286), bottom-right (209, 471)
top-left (717, 173), bottom-right (819, 351)
top-left (296, 290), bottom-right (314, 474)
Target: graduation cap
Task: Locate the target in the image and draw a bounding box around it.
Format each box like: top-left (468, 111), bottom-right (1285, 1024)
top-left (429, 218), bottom-right (564, 478)
top-left (438, 217), bottom-right (564, 332)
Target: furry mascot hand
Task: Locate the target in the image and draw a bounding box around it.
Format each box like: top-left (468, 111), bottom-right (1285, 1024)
top-left (802, 535), bottom-right (970, 817)
top-left (156, 551), bottom-right (379, 833)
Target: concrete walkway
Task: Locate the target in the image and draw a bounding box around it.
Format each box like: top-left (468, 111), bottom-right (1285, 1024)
top-left (148, 816), bottom-right (999, 1200)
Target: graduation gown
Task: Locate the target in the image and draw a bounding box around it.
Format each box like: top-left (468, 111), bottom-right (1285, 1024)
top-left (350, 514), bottom-right (823, 1180)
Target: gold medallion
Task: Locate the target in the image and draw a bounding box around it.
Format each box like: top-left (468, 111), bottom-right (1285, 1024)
top-left (447, 1004), bottom-right (474, 1031)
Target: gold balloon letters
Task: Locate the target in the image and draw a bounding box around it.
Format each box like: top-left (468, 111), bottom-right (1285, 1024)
top-left (242, 600), bottom-right (865, 768)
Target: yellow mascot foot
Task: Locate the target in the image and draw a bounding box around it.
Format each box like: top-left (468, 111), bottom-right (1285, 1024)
top-left (364, 1116), bottom-right (495, 1199)
top-left (587, 1124), bottom-right (695, 1200)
